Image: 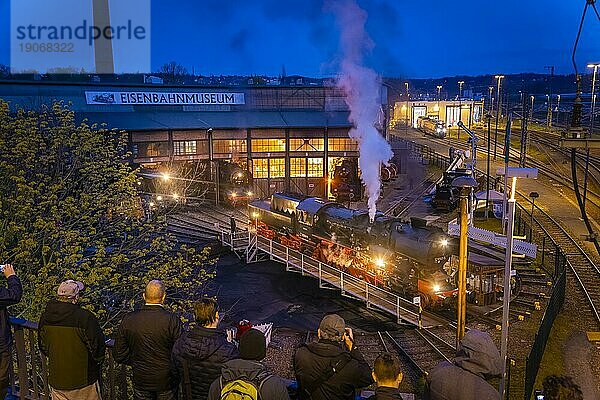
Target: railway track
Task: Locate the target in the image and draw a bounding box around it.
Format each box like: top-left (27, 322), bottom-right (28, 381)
top-left (517, 193), bottom-right (600, 326)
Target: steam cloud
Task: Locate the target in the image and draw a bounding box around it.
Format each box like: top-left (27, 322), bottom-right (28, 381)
top-left (329, 0), bottom-right (393, 222)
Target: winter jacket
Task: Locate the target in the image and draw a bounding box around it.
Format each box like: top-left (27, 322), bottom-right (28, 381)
top-left (366, 386), bottom-right (405, 400)
top-left (207, 359), bottom-right (290, 400)
top-left (294, 339), bottom-right (373, 400)
top-left (172, 325), bottom-right (239, 400)
top-left (113, 304), bottom-right (182, 391)
top-left (423, 329), bottom-right (502, 400)
top-left (38, 300), bottom-right (105, 390)
top-left (0, 276), bottom-right (22, 353)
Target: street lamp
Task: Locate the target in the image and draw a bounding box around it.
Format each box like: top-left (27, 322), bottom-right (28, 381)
top-left (530, 95), bottom-right (535, 121)
top-left (488, 86), bottom-right (494, 115)
top-left (451, 175), bottom-right (478, 347)
top-left (556, 94), bottom-right (561, 125)
top-left (587, 63), bottom-right (600, 137)
top-left (493, 75), bottom-right (505, 160)
top-left (405, 82), bottom-right (410, 130)
top-left (437, 85), bottom-right (442, 101)
top-left (458, 81), bottom-right (465, 140)
top-left (529, 191), bottom-right (539, 239)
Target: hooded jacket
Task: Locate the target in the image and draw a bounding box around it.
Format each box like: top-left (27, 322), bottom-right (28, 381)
top-left (294, 339), bottom-right (373, 400)
top-left (38, 300), bottom-right (105, 390)
top-left (207, 359), bottom-right (290, 400)
top-left (171, 326), bottom-right (239, 400)
top-left (424, 329), bottom-right (502, 400)
top-left (0, 275), bottom-right (22, 353)
top-left (113, 305), bottom-right (182, 391)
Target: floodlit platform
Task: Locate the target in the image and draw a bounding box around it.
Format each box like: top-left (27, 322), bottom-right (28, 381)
top-left (221, 229), bottom-right (443, 328)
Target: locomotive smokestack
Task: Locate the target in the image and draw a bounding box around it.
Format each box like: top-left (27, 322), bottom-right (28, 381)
top-left (329, 0), bottom-right (393, 222)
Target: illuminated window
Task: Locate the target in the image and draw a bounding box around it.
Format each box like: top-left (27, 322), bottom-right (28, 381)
top-left (269, 158), bottom-right (285, 178)
top-left (252, 159), bottom-right (269, 178)
top-left (251, 138), bottom-right (286, 153)
top-left (138, 142), bottom-right (168, 157)
top-left (290, 158), bottom-right (306, 177)
top-left (290, 138), bottom-right (324, 152)
top-left (174, 140), bottom-right (197, 155)
top-left (328, 138), bottom-right (358, 152)
top-left (307, 158), bottom-right (323, 177)
top-left (213, 139), bottom-right (247, 154)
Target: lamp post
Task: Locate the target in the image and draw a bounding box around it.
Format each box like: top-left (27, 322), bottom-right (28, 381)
top-left (458, 81), bottom-right (465, 140)
top-left (488, 86), bottom-right (494, 115)
top-left (556, 94), bottom-right (561, 126)
top-left (437, 85), bottom-right (442, 101)
top-left (493, 75), bottom-right (504, 160)
top-left (530, 95), bottom-right (535, 121)
top-left (485, 114), bottom-right (492, 218)
top-left (452, 175), bottom-right (478, 347)
top-left (588, 63), bottom-right (600, 136)
top-left (529, 191), bottom-right (539, 240)
top-left (583, 63), bottom-right (600, 212)
top-left (405, 82), bottom-right (410, 131)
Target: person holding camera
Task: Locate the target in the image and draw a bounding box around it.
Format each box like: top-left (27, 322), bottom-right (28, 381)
top-left (0, 264), bottom-right (22, 398)
top-left (294, 314), bottom-right (373, 400)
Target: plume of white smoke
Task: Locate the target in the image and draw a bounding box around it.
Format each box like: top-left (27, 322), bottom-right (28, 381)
top-left (329, 0), bottom-right (393, 222)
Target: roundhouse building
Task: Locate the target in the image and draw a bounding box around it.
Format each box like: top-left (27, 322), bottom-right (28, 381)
top-left (0, 81), bottom-right (362, 200)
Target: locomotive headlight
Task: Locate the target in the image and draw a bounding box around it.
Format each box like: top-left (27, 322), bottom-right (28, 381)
top-left (374, 258), bottom-right (386, 268)
top-left (440, 238), bottom-right (449, 247)
top-left (230, 192), bottom-right (237, 198)
top-left (433, 284), bottom-right (441, 293)
top-left (247, 191), bottom-right (253, 196)
top-left (236, 172), bottom-right (243, 178)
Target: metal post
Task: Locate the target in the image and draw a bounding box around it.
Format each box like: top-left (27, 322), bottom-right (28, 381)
top-left (485, 115), bottom-right (492, 218)
top-left (500, 177), bottom-right (517, 399)
top-left (451, 175), bottom-right (476, 345)
top-left (493, 75), bottom-right (504, 160)
top-left (502, 113), bottom-right (513, 234)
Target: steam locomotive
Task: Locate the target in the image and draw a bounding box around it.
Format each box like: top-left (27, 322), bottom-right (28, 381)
top-left (330, 159), bottom-right (398, 202)
top-left (249, 192), bottom-right (457, 307)
top-left (417, 116), bottom-right (447, 138)
top-left (219, 161), bottom-right (253, 206)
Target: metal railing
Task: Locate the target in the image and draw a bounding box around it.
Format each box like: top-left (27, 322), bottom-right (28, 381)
top-left (8, 318), bottom-right (127, 400)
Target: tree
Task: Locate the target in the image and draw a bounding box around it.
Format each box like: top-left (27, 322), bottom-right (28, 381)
top-left (158, 62), bottom-right (188, 84)
top-left (0, 101), bottom-right (216, 333)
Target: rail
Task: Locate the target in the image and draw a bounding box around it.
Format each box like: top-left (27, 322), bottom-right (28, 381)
top-left (6, 317), bottom-right (127, 400)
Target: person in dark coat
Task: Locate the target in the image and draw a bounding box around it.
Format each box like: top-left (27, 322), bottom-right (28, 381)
top-left (294, 314), bottom-right (373, 400)
top-left (172, 298), bottom-right (239, 400)
top-left (114, 280), bottom-right (183, 400)
top-left (0, 264), bottom-right (22, 398)
top-left (423, 329), bottom-right (502, 400)
top-left (38, 279), bottom-right (104, 400)
top-left (368, 353), bottom-right (404, 400)
top-left (207, 328), bottom-right (290, 400)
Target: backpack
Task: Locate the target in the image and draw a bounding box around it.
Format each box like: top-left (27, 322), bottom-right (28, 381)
top-left (219, 374), bottom-right (273, 400)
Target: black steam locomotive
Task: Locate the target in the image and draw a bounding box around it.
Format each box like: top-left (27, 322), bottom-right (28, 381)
top-left (219, 161), bottom-right (253, 206)
top-left (249, 192), bottom-right (457, 307)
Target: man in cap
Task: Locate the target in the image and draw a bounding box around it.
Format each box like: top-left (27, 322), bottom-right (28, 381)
top-left (294, 313), bottom-right (373, 400)
top-left (0, 264), bottom-right (22, 398)
top-left (114, 280), bottom-right (182, 400)
top-left (38, 279), bottom-right (105, 400)
top-left (207, 328), bottom-right (290, 400)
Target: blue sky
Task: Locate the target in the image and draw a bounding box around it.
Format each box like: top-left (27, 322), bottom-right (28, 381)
top-left (0, 0), bottom-right (598, 78)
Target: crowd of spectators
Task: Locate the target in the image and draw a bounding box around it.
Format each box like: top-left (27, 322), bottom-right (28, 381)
top-left (0, 271), bottom-right (587, 400)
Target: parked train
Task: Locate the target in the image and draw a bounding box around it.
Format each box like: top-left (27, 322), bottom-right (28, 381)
top-left (417, 116), bottom-right (447, 138)
top-left (330, 159), bottom-right (398, 202)
top-left (249, 192), bottom-right (457, 307)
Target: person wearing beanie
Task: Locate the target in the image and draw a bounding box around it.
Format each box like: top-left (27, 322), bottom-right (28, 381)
top-left (294, 314), bottom-right (373, 400)
top-left (207, 328), bottom-right (290, 400)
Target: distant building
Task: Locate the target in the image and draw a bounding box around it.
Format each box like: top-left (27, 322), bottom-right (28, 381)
top-left (392, 99), bottom-right (484, 129)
